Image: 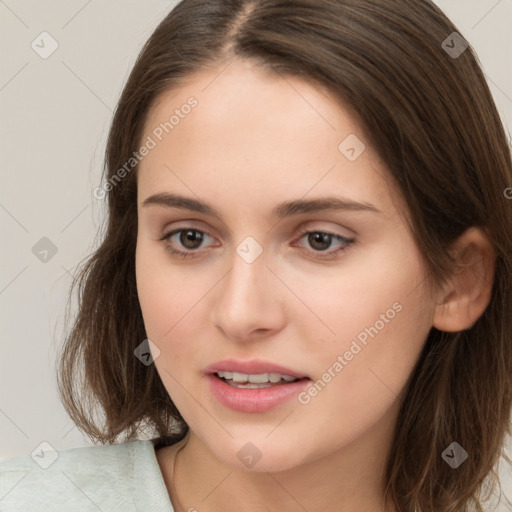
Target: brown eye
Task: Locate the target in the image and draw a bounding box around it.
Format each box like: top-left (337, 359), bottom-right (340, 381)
top-left (307, 232), bottom-right (334, 251)
top-left (179, 229), bottom-right (204, 249)
top-left (159, 228), bottom-right (216, 259)
top-left (294, 229), bottom-right (355, 261)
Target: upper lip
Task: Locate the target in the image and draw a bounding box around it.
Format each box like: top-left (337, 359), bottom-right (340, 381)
top-left (204, 359), bottom-right (309, 379)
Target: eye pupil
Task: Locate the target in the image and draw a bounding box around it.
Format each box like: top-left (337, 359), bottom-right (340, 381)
top-left (180, 229), bottom-right (203, 249)
top-left (309, 232), bottom-right (331, 251)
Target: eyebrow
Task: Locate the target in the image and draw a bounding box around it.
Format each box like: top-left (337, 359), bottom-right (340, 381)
top-left (141, 192), bottom-right (380, 218)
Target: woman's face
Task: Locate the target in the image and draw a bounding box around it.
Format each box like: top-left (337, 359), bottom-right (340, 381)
top-left (135, 58), bottom-right (437, 472)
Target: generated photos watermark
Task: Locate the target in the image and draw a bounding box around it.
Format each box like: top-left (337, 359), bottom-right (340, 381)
top-left (93, 96), bottom-right (198, 200)
top-left (298, 301), bottom-right (403, 405)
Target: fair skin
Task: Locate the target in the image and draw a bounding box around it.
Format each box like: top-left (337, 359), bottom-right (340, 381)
top-left (135, 59), bottom-right (494, 512)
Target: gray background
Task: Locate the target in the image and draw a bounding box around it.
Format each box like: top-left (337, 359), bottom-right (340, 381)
top-left (1, 0), bottom-right (511, 507)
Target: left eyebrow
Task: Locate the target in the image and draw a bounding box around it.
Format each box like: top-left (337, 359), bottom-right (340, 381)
top-left (273, 197), bottom-right (380, 217)
top-left (141, 193), bottom-right (381, 218)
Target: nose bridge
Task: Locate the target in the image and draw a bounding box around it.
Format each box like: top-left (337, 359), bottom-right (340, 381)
top-left (212, 235), bottom-right (284, 339)
top-left (222, 237), bottom-right (269, 308)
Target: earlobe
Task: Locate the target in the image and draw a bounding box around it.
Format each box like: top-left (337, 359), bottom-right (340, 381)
top-left (433, 227), bottom-right (496, 333)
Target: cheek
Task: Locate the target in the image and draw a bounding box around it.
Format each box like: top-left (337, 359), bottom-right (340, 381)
top-left (287, 224), bottom-right (432, 355)
top-left (294, 235), bottom-right (433, 443)
top-left (135, 246), bottom-right (170, 340)
top-left (299, 301), bottom-right (430, 455)
top-left (135, 239), bottom-right (219, 374)
top-left (135, 244), bottom-right (207, 416)
top-left (136, 240), bottom-right (201, 339)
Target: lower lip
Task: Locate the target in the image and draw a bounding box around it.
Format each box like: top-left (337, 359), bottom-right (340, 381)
top-left (207, 374), bottom-right (310, 413)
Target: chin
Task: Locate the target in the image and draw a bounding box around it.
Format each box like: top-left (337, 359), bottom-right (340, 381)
top-left (209, 438), bottom-right (307, 473)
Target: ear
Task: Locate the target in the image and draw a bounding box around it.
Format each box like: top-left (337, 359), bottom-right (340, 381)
top-left (433, 227), bottom-right (496, 332)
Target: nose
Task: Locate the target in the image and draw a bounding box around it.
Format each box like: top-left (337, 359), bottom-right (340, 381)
top-left (211, 245), bottom-right (286, 343)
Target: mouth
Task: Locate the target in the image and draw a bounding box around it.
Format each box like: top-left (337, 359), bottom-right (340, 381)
top-left (204, 358), bottom-right (309, 380)
top-left (213, 370), bottom-right (308, 389)
top-left (204, 359), bottom-right (311, 413)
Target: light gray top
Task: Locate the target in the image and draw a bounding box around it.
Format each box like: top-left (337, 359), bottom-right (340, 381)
top-left (0, 440), bottom-right (175, 511)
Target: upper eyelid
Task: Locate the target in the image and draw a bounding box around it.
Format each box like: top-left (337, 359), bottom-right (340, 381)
top-left (160, 227), bottom-right (215, 242)
top-left (159, 220), bottom-right (215, 238)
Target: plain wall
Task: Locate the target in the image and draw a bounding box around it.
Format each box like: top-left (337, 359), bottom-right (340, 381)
top-left (1, 0), bottom-right (511, 507)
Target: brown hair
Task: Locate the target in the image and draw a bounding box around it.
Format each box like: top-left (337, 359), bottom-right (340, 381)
top-left (58, 1), bottom-right (512, 510)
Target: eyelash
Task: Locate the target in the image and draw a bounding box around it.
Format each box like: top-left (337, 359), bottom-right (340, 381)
top-left (159, 227), bottom-right (354, 261)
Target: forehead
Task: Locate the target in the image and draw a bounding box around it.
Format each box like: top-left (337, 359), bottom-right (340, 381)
top-left (137, 59), bottom-right (403, 219)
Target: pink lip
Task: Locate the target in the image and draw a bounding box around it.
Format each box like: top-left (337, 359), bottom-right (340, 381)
top-left (203, 358), bottom-right (308, 379)
top-left (206, 374), bottom-right (310, 413)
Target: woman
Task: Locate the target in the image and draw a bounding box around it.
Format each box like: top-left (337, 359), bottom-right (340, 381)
top-left (1, 1), bottom-right (511, 511)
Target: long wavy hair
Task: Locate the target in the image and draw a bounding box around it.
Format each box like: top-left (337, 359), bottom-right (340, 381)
top-left (57, 1), bottom-right (512, 510)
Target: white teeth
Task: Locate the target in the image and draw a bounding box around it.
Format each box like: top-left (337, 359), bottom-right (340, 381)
top-left (248, 373), bottom-right (270, 384)
top-left (232, 372), bottom-right (248, 383)
top-left (216, 371), bottom-right (299, 383)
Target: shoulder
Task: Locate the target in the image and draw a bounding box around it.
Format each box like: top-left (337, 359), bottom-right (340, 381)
top-left (0, 439), bottom-right (174, 512)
